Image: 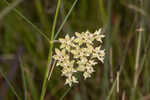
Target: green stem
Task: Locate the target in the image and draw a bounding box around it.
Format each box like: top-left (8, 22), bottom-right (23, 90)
top-left (59, 86), bottom-right (72, 100)
top-left (54, 0), bottom-right (78, 39)
top-left (40, 0), bottom-right (61, 100)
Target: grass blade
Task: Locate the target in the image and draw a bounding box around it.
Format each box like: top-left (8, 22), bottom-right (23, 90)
top-left (101, 0), bottom-right (112, 99)
top-left (0, 0), bottom-right (22, 20)
top-left (0, 68), bottom-right (21, 100)
top-left (24, 68), bottom-right (39, 100)
top-left (19, 57), bottom-right (27, 100)
top-left (54, 0), bottom-right (78, 40)
top-left (98, 0), bottom-right (106, 24)
top-left (135, 36), bottom-right (150, 86)
top-left (34, 0), bottom-right (50, 33)
top-left (3, 0), bottom-right (50, 43)
top-left (59, 87), bottom-right (72, 100)
top-left (106, 79), bottom-right (117, 100)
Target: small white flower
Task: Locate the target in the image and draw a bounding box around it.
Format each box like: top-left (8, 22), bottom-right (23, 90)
top-left (93, 29), bottom-right (105, 43)
top-left (53, 28), bottom-right (105, 86)
top-left (92, 47), bottom-right (105, 63)
top-left (83, 72), bottom-right (91, 79)
top-left (59, 34), bottom-right (75, 51)
top-left (53, 49), bottom-right (69, 62)
top-left (77, 65), bottom-right (86, 71)
top-left (86, 66), bottom-right (95, 73)
top-left (65, 75), bottom-right (78, 87)
top-left (87, 60), bottom-right (97, 66)
top-left (61, 67), bottom-right (76, 77)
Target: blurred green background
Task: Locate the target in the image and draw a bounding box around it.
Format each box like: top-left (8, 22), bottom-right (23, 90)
top-left (0, 0), bottom-right (150, 100)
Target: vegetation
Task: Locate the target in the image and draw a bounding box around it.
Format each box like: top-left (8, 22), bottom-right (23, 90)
top-left (0, 0), bottom-right (150, 100)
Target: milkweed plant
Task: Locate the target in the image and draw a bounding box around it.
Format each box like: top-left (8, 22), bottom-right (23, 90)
top-left (53, 28), bottom-right (105, 86)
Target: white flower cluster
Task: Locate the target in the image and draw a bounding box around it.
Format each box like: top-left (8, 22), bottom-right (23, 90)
top-left (53, 29), bottom-right (105, 86)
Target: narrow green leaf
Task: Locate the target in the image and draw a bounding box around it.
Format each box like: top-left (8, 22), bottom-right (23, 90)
top-left (19, 57), bottom-right (27, 100)
top-left (3, 0), bottom-right (50, 43)
top-left (0, 68), bottom-right (21, 100)
top-left (54, 0), bottom-right (78, 40)
top-left (59, 87), bottom-right (72, 100)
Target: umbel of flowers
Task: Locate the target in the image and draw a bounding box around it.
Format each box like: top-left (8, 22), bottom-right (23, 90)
top-left (53, 29), bottom-right (105, 86)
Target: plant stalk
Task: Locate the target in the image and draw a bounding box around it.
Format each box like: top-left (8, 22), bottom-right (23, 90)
top-left (40, 0), bottom-right (62, 100)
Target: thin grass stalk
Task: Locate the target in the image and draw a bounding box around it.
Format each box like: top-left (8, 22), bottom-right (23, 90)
top-left (106, 20), bottom-right (136, 100)
top-left (134, 26), bottom-right (142, 87)
top-left (105, 46), bottom-right (130, 100)
top-left (24, 68), bottom-right (39, 100)
top-left (0, 68), bottom-right (21, 100)
top-left (59, 86), bottom-right (72, 100)
top-left (135, 34), bottom-right (150, 89)
top-left (3, 0), bottom-right (50, 42)
top-left (98, 0), bottom-right (106, 24)
top-left (101, 0), bottom-right (112, 99)
top-left (122, 91), bottom-right (126, 100)
top-left (19, 57), bottom-right (27, 100)
top-left (0, 0), bottom-right (22, 19)
top-left (40, 0), bottom-right (61, 100)
top-left (48, 59), bottom-right (56, 80)
top-left (54, 0), bottom-right (78, 40)
top-left (34, 0), bottom-right (50, 33)
top-left (131, 0), bottom-right (143, 99)
top-left (106, 78), bottom-right (117, 100)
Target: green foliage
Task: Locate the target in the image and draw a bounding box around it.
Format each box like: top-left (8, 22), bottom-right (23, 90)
top-left (0, 0), bottom-right (150, 100)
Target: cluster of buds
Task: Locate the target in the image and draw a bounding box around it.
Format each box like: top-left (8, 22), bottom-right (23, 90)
top-left (53, 28), bottom-right (105, 86)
